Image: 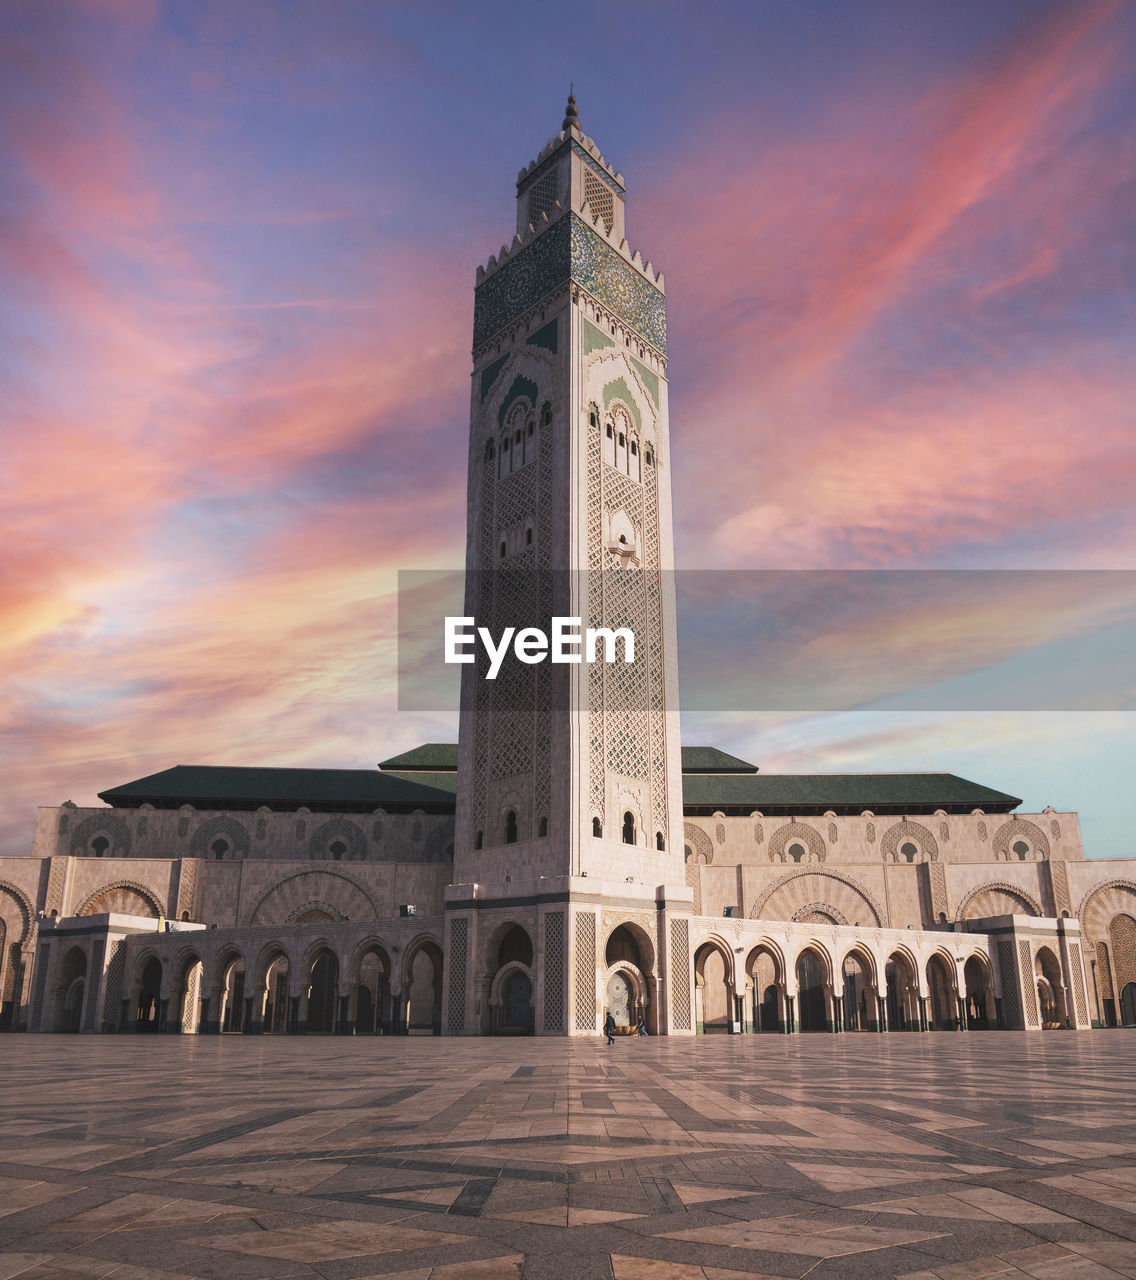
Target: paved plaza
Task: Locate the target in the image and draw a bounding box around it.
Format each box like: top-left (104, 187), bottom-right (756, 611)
top-left (0, 1034), bottom-right (1134, 1280)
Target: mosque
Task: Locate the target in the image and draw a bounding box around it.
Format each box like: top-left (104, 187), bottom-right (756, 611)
top-left (2, 100), bottom-right (1134, 1039)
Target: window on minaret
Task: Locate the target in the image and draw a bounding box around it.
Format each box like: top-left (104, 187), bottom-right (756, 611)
top-left (539, 817), bottom-right (548, 837)
top-left (656, 832), bottom-right (664, 851)
top-left (475, 831), bottom-right (483, 850)
top-left (504, 810), bottom-right (518, 844)
top-left (622, 812), bottom-right (636, 845)
top-left (593, 817), bottom-right (602, 838)
top-left (606, 424), bottom-right (613, 438)
top-left (500, 541), bottom-right (507, 558)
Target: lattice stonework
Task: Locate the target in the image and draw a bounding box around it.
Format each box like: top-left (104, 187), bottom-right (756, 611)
top-left (685, 859), bottom-right (702, 916)
top-left (448, 918), bottom-right (468, 1033)
top-left (670, 918), bottom-right (691, 1031)
top-left (102, 940), bottom-right (126, 1032)
top-left (1069, 943), bottom-right (1089, 1025)
top-left (45, 857), bottom-right (68, 915)
top-left (998, 941), bottom-right (1020, 1027)
top-left (543, 912), bottom-right (565, 1031)
top-left (471, 454), bottom-right (496, 841)
top-left (176, 859), bottom-right (198, 920)
top-left (30, 945), bottom-right (49, 1030)
top-left (584, 171), bottom-right (614, 233)
top-left (1111, 913), bottom-right (1136, 989)
top-left (587, 416), bottom-right (606, 823)
top-left (929, 861), bottom-right (948, 920)
top-left (1096, 940), bottom-right (1114, 1003)
top-left (526, 168), bottom-right (559, 225)
top-left (1050, 860), bottom-right (1072, 916)
top-left (182, 961), bottom-right (201, 1033)
top-left (83, 940), bottom-right (105, 1032)
top-left (1019, 940), bottom-right (1038, 1026)
top-left (574, 912), bottom-right (597, 1031)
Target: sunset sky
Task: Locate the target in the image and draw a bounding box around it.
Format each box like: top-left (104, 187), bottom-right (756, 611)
top-left (2, 0), bottom-right (1134, 858)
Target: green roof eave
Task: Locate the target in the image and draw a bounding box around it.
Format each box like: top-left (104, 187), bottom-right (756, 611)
top-left (679, 772), bottom-right (1021, 814)
top-left (98, 765), bottom-right (457, 813)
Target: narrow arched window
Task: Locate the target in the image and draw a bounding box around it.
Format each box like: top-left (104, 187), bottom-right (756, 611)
top-left (475, 830), bottom-right (483, 850)
top-left (592, 816), bottom-right (602, 838)
top-left (631, 441), bottom-right (638, 455)
top-left (656, 832), bottom-right (664, 851)
top-left (525, 528), bottom-right (533, 545)
top-left (500, 541), bottom-right (507, 559)
top-left (606, 424), bottom-right (613, 438)
top-left (589, 411), bottom-right (597, 427)
top-left (485, 440), bottom-right (495, 461)
top-left (504, 810), bottom-right (518, 844)
top-left (91, 835), bottom-right (109, 858)
top-left (211, 837), bottom-right (229, 860)
top-left (538, 816), bottom-right (548, 837)
top-left (645, 448), bottom-right (653, 465)
top-left (618, 432), bottom-right (625, 447)
top-left (329, 839), bottom-right (347, 862)
top-left (527, 421), bottom-right (534, 436)
top-left (622, 812), bottom-right (635, 845)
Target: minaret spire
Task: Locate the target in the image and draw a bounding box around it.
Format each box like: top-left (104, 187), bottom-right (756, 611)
top-left (562, 87), bottom-right (580, 132)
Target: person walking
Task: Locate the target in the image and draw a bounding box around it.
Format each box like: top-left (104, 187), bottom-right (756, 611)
top-left (604, 1011), bottom-right (616, 1045)
top-left (636, 1014), bottom-right (647, 1037)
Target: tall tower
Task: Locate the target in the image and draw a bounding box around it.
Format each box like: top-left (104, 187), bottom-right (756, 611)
top-left (444, 97), bottom-right (691, 1036)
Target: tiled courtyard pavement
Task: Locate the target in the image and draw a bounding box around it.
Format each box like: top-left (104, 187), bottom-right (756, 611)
top-left (1, 1035), bottom-right (1135, 1280)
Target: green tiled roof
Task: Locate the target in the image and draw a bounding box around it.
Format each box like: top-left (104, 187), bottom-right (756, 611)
top-left (679, 746), bottom-right (758, 774)
top-left (98, 752), bottom-right (1020, 817)
top-left (98, 765), bottom-right (457, 812)
top-left (376, 744), bottom-right (759, 774)
top-left (680, 772), bottom-right (1021, 814)
top-left (377, 744), bottom-right (459, 771)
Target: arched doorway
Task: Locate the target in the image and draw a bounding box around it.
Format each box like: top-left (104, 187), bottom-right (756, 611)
top-left (693, 939), bottom-right (732, 1033)
top-left (885, 952), bottom-right (918, 1031)
top-left (1121, 982), bottom-right (1136, 1027)
top-left (605, 924), bottom-right (654, 1033)
top-left (354, 947), bottom-right (388, 1035)
top-left (747, 945), bottom-right (782, 1032)
top-left (926, 955), bottom-right (957, 1030)
top-left (263, 953), bottom-right (290, 1033)
top-left (795, 949), bottom-right (828, 1032)
top-left (220, 955), bottom-right (246, 1032)
top-left (135, 957), bottom-right (162, 1032)
top-left (306, 950), bottom-right (339, 1033)
top-left (1035, 947), bottom-right (1065, 1028)
top-left (403, 940), bottom-right (443, 1035)
top-left (841, 950), bottom-right (874, 1031)
top-left (963, 955), bottom-right (993, 1029)
top-left (490, 925), bottom-right (534, 1034)
top-left (175, 957), bottom-right (204, 1035)
top-left (57, 947), bottom-right (87, 1033)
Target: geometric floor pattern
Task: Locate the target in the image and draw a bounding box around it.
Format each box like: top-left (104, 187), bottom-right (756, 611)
top-left (1, 1032), bottom-right (1134, 1279)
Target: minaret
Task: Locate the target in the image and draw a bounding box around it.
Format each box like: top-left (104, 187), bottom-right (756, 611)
top-left (444, 97), bottom-right (688, 1035)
